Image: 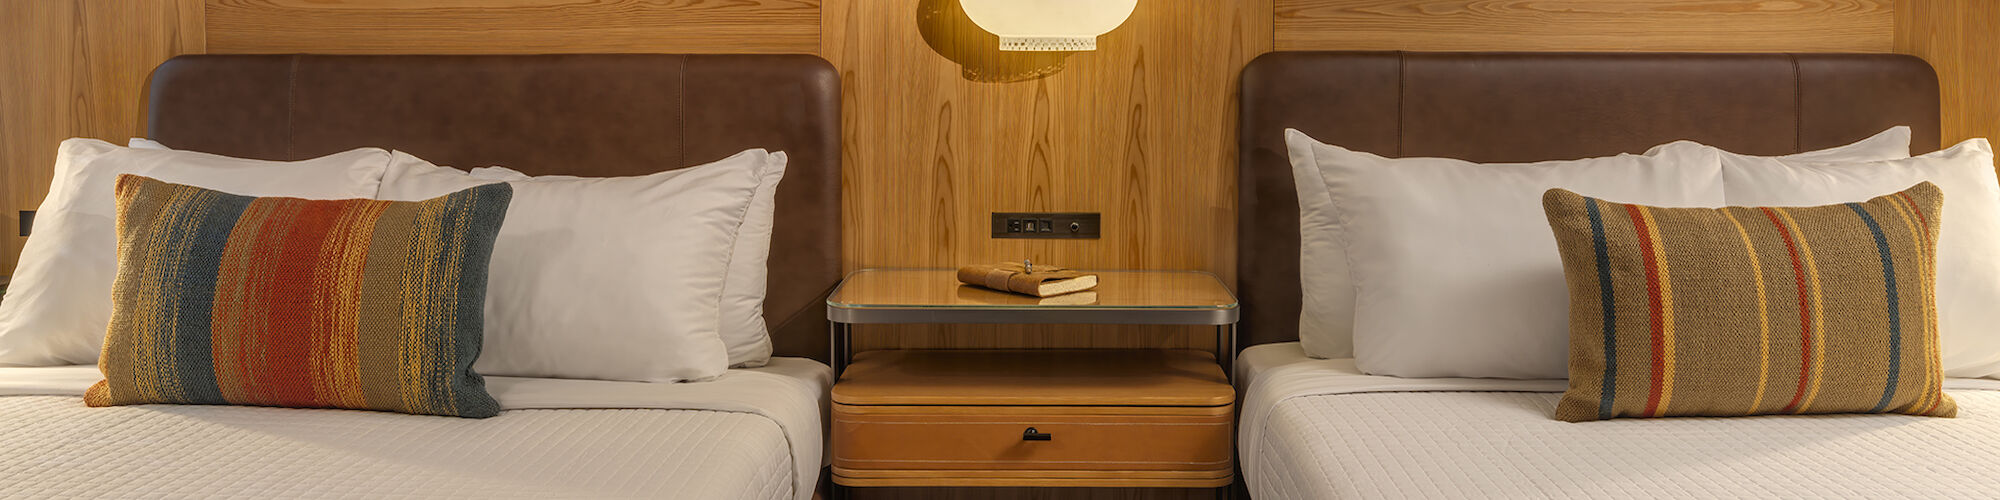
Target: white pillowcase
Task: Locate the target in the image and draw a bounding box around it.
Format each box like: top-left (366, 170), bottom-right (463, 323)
top-left (1288, 129), bottom-right (1726, 379)
top-left (1686, 138), bottom-right (2000, 379)
top-left (1646, 126), bottom-right (1914, 164)
top-left (0, 139), bottom-right (390, 366)
top-left (379, 150), bottom-right (767, 383)
top-left (1290, 127), bottom-right (1915, 363)
top-left (1287, 132), bottom-right (1359, 360)
top-left (471, 154), bottom-right (787, 369)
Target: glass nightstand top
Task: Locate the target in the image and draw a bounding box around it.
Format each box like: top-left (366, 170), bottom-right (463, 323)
top-left (828, 268), bottom-right (1237, 311)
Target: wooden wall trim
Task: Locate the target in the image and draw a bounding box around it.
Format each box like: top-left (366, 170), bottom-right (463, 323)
top-left (1895, 0), bottom-right (1998, 150)
top-left (0, 0), bottom-right (205, 273)
top-left (823, 0), bottom-right (1272, 352)
top-left (203, 0), bottom-right (819, 54)
top-left (1276, 0), bottom-right (1895, 52)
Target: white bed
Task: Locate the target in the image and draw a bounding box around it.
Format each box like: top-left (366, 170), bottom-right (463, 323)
top-left (1237, 342), bottom-right (2000, 499)
top-left (0, 358), bottom-right (830, 500)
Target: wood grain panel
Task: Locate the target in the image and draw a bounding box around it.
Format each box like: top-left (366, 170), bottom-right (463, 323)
top-left (846, 487), bottom-right (1221, 500)
top-left (1895, 0), bottom-right (1999, 150)
top-left (0, 0), bottom-right (204, 274)
top-left (203, 0), bottom-right (818, 54)
top-left (1277, 0), bottom-right (1895, 52)
top-left (824, 0), bottom-right (1273, 353)
top-left (832, 349), bottom-right (1233, 407)
top-left (832, 351), bottom-right (1233, 488)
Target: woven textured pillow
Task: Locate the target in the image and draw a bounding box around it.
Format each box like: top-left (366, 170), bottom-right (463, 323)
top-left (1543, 183), bottom-right (1954, 422)
top-left (85, 175), bottom-right (511, 418)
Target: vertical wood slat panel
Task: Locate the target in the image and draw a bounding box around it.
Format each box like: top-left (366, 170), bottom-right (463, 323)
top-left (0, 0), bottom-right (204, 274)
top-left (1895, 0), bottom-right (1999, 151)
top-left (202, 0), bottom-right (820, 54)
top-left (1276, 0), bottom-right (1895, 52)
top-left (823, 0), bottom-right (1273, 353)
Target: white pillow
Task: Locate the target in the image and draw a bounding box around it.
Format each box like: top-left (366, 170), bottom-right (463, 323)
top-left (1287, 133), bottom-right (1357, 359)
top-left (1290, 127), bottom-right (1914, 361)
top-left (1695, 138), bottom-right (2000, 378)
top-left (379, 150), bottom-right (767, 382)
top-left (1646, 126), bottom-right (1914, 163)
top-left (471, 154), bottom-right (788, 369)
top-left (1288, 129), bottom-right (1726, 379)
top-left (126, 138), bottom-right (169, 150)
top-left (0, 138), bottom-right (390, 366)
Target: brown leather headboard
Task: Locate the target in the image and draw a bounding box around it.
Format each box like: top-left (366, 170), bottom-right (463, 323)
top-left (145, 54), bottom-right (841, 363)
top-left (1238, 51), bottom-right (1940, 350)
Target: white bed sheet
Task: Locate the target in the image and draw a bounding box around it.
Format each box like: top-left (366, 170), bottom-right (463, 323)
top-left (1238, 342), bottom-right (2000, 499)
top-left (0, 357), bottom-right (831, 500)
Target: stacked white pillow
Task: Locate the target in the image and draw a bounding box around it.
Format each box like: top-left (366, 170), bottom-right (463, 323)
top-left (1287, 130), bottom-right (1727, 378)
top-left (1287, 126), bottom-right (1929, 380)
top-left (52, 138), bottom-right (785, 382)
top-left (379, 151), bottom-right (775, 382)
top-left (0, 139), bottom-right (391, 366)
top-left (467, 158), bottom-right (787, 369)
top-left (1658, 135), bottom-right (2000, 379)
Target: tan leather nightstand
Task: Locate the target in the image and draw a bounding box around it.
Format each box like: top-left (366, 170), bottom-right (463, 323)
top-left (824, 269), bottom-right (1240, 492)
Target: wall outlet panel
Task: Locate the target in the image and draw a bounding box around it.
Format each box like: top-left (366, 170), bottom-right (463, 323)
top-left (991, 212), bottom-right (1099, 239)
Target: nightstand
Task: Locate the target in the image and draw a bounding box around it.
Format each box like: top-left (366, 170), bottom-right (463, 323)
top-left (825, 269), bottom-right (1239, 492)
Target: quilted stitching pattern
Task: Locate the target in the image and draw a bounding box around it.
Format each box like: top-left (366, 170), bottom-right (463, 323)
top-left (1, 397), bottom-right (792, 499)
top-left (1253, 390), bottom-right (2000, 499)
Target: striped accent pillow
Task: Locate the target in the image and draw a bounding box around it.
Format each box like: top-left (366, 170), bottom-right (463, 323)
top-left (84, 175), bottom-right (511, 418)
top-left (1543, 182), bottom-right (1954, 422)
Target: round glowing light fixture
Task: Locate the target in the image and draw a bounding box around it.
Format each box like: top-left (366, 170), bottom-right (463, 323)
top-left (960, 0), bottom-right (1138, 52)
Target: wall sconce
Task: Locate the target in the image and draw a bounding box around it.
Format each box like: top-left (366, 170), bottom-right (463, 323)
top-left (960, 0), bottom-right (1138, 52)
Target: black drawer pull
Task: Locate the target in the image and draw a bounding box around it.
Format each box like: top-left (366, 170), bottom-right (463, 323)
top-left (1022, 427), bottom-right (1052, 441)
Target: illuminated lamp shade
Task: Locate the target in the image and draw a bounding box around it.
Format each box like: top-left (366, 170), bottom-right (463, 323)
top-left (959, 0), bottom-right (1138, 52)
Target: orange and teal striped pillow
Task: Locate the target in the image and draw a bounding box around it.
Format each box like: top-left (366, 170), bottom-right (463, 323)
top-left (85, 175), bottom-right (511, 418)
top-left (1543, 182), bottom-right (1954, 422)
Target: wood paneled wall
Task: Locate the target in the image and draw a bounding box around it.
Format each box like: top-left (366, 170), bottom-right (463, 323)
top-left (0, 0), bottom-right (204, 273)
top-left (1896, 0), bottom-right (1999, 150)
top-left (203, 0), bottom-right (819, 54)
top-left (825, 0), bottom-right (1271, 352)
top-left (1275, 0), bottom-right (1896, 52)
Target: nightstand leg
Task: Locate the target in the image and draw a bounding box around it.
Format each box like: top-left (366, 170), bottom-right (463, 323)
top-left (830, 321), bottom-right (849, 379)
top-left (1217, 324), bottom-right (1237, 382)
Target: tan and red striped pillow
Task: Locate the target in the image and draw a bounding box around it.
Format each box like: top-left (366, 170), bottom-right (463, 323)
top-left (1542, 182), bottom-right (1954, 422)
top-left (86, 175), bottom-right (510, 418)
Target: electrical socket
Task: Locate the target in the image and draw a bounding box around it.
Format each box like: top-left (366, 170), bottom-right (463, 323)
top-left (991, 212), bottom-right (1099, 239)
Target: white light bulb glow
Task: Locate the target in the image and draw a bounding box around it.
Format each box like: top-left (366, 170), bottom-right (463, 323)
top-left (959, 0), bottom-right (1138, 52)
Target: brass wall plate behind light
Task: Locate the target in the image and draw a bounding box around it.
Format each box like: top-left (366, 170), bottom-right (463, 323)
top-left (917, 0), bottom-right (1074, 83)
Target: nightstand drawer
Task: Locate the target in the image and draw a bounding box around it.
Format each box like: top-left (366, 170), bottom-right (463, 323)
top-left (833, 405), bottom-right (1233, 473)
top-left (831, 349), bottom-right (1236, 488)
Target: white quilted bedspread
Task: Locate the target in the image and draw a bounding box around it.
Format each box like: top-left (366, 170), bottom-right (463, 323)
top-left (0, 359), bottom-right (831, 500)
top-left (1238, 343), bottom-right (2000, 500)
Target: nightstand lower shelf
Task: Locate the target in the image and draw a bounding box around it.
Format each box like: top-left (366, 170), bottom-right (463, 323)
top-left (830, 349), bottom-right (1235, 489)
top-left (832, 469), bottom-right (1233, 489)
